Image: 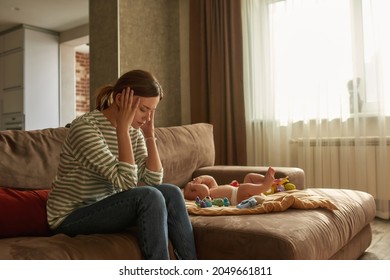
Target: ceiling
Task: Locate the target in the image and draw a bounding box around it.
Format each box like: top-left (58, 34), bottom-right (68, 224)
top-left (0, 0), bottom-right (89, 33)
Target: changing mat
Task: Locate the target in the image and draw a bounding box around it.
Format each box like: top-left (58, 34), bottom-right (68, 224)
top-left (186, 189), bottom-right (338, 216)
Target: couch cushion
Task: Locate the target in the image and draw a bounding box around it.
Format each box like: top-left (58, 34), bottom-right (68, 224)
top-left (0, 128), bottom-right (69, 189)
top-left (0, 232), bottom-right (141, 259)
top-left (155, 123), bottom-right (215, 187)
top-left (190, 188), bottom-right (376, 259)
top-left (0, 188), bottom-right (52, 238)
top-left (0, 230), bottom-right (177, 260)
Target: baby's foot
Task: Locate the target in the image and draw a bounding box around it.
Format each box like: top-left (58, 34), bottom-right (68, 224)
top-left (263, 167), bottom-right (276, 187)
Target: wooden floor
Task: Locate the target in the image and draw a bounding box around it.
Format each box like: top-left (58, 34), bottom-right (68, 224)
top-left (358, 218), bottom-right (390, 260)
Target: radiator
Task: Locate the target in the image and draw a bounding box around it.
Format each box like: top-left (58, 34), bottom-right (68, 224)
top-left (294, 137), bottom-right (390, 218)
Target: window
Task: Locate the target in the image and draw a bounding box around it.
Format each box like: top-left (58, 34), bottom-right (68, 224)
top-left (256, 0), bottom-right (390, 123)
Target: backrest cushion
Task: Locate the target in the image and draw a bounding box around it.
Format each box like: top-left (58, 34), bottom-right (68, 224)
top-left (0, 128), bottom-right (69, 190)
top-left (155, 123), bottom-right (215, 187)
top-left (0, 123), bottom-right (215, 190)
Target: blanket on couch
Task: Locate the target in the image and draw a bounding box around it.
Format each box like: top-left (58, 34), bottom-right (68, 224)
top-left (185, 189), bottom-right (338, 216)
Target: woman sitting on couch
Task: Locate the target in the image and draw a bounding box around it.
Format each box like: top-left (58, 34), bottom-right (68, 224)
top-left (46, 69), bottom-right (197, 260)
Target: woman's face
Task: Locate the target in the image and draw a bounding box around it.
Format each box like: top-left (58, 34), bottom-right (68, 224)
top-left (131, 96), bottom-right (160, 129)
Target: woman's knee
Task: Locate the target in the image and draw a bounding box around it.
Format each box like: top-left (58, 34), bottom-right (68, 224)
top-left (156, 184), bottom-right (183, 199)
top-left (143, 186), bottom-right (166, 200)
top-left (126, 186), bottom-right (166, 211)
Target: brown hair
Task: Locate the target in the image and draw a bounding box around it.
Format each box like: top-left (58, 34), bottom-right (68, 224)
top-left (95, 69), bottom-right (164, 111)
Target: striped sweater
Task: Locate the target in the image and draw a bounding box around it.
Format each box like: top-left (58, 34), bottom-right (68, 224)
top-left (46, 110), bottom-right (163, 229)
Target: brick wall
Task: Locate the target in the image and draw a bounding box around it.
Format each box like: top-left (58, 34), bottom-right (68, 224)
top-left (76, 52), bottom-right (90, 116)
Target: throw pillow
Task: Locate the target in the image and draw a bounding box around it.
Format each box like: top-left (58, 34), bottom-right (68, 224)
top-left (0, 188), bottom-right (52, 238)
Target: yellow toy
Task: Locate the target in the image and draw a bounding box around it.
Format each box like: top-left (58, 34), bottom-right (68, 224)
top-left (264, 176), bottom-right (296, 195)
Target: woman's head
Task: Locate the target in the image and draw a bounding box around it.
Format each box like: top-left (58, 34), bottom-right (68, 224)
top-left (95, 69), bottom-right (164, 111)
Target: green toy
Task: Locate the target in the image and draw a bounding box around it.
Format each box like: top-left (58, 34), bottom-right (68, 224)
top-left (264, 176), bottom-right (296, 195)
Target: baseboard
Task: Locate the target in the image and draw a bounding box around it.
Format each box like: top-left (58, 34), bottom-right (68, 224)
top-left (375, 199), bottom-right (390, 219)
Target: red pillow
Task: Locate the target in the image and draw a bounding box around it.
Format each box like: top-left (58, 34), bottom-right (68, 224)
top-left (0, 188), bottom-right (52, 238)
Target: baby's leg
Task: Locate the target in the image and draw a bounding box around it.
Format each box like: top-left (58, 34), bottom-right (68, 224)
top-left (237, 167), bottom-right (276, 202)
top-left (243, 173), bottom-right (265, 184)
top-left (244, 167), bottom-right (275, 184)
top-left (263, 167), bottom-right (276, 186)
top-left (243, 167), bottom-right (275, 184)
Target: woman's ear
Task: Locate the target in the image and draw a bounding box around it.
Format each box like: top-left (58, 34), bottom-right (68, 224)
top-left (114, 93), bottom-right (121, 106)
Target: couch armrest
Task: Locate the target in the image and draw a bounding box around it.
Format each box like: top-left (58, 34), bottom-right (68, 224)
top-left (192, 165), bottom-right (305, 190)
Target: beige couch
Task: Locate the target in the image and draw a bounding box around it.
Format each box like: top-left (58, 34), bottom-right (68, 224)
top-left (0, 123), bottom-right (375, 259)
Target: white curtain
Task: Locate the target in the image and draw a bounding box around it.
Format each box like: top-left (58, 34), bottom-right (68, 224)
top-left (242, 0), bottom-right (390, 218)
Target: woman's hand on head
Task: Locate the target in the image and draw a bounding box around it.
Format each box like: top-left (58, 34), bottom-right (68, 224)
top-left (141, 109), bottom-right (155, 137)
top-left (116, 87), bottom-right (139, 131)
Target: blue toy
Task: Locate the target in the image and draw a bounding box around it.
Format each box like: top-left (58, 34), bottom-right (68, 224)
top-left (203, 196), bottom-right (213, 207)
top-left (236, 197), bottom-right (257, 209)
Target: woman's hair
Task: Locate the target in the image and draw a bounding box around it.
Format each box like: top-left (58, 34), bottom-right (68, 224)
top-left (95, 69), bottom-right (164, 111)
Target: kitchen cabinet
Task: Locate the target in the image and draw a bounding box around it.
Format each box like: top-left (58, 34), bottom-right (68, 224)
top-left (0, 25), bottom-right (59, 130)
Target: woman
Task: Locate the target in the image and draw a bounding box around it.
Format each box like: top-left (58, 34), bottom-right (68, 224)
top-left (46, 69), bottom-right (197, 260)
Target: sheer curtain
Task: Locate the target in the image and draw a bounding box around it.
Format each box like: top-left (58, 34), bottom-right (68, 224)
top-left (242, 0), bottom-right (390, 218)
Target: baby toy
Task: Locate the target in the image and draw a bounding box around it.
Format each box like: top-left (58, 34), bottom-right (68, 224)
top-left (264, 176), bottom-right (296, 195)
top-left (195, 196), bottom-right (207, 208)
top-left (236, 197), bottom-right (257, 209)
top-left (212, 198), bottom-right (229, 207)
top-left (195, 196), bottom-right (230, 208)
top-left (230, 180), bottom-right (239, 187)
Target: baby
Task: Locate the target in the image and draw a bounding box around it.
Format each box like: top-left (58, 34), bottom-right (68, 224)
top-left (183, 167), bottom-right (275, 205)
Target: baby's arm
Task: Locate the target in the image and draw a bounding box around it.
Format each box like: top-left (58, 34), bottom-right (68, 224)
top-left (193, 175), bottom-right (219, 189)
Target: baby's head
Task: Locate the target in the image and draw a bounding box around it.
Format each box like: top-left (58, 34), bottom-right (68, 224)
top-left (183, 181), bottom-right (211, 200)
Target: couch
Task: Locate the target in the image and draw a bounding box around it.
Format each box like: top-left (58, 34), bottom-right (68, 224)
top-left (0, 123), bottom-right (376, 259)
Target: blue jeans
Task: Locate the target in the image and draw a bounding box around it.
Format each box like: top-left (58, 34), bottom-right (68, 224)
top-left (54, 184), bottom-right (197, 260)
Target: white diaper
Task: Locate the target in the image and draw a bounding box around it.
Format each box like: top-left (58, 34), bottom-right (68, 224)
top-left (231, 187), bottom-right (238, 206)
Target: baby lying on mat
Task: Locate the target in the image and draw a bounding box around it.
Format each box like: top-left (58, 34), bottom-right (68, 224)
top-left (183, 167), bottom-right (275, 206)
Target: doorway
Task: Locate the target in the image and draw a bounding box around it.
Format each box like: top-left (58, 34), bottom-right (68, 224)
top-left (60, 35), bottom-right (89, 126)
